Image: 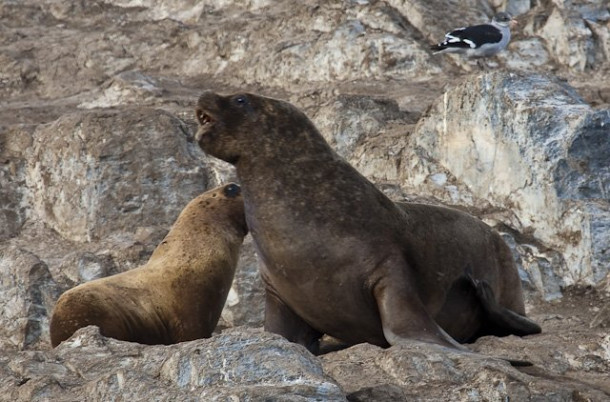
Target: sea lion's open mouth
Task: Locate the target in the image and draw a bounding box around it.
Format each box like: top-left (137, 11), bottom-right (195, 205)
top-left (195, 108), bottom-right (216, 143)
top-left (196, 108), bottom-right (214, 127)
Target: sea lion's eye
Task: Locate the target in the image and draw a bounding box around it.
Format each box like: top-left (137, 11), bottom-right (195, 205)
top-left (234, 95), bottom-right (248, 106)
top-left (223, 183), bottom-right (241, 198)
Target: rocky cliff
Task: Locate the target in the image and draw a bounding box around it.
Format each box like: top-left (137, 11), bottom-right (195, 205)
top-left (1, 0), bottom-right (609, 400)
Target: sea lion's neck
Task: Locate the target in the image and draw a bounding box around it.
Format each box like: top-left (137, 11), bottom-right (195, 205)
top-left (234, 122), bottom-right (399, 224)
top-left (236, 124), bottom-right (338, 178)
top-left (235, 140), bottom-right (393, 223)
top-left (236, 144), bottom-right (341, 192)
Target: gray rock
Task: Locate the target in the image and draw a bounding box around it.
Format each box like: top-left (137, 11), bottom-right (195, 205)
top-left (494, 1), bottom-right (610, 73)
top-left (52, 251), bottom-right (120, 291)
top-left (178, 1), bottom-right (438, 86)
top-left (505, 0), bottom-right (532, 17)
top-left (0, 125), bottom-right (33, 241)
top-left (2, 326), bottom-right (346, 401)
top-left (405, 72), bottom-right (610, 291)
top-left (25, 108), bottom-right (210, 242)
top-left (321, 339), bottom-right (610, 401)
top-left (312, 94), bottom-right (407, 159)
top-left (309, 93), bottom-right (416, 185)
top-left (554, 110), bottom-right (610, 201)
top-left (0, 246), bottom-right (60, 351)
top-left (218, 236), bottom-right (266, 330)
top-left (78, 71), bottom-right (167, 109)
top-left (532, 3), bottom-right (607, 71)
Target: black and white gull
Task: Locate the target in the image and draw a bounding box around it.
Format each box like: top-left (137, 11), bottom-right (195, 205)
top-left (431, 12), bottom-right (516, 58)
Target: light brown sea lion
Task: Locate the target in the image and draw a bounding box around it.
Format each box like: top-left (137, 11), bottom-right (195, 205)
top-left (194, 92), bottom-right (541, 353)
top-left (50, 183), bottom-right (247, 347)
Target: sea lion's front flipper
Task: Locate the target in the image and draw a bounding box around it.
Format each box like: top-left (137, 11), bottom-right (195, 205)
top-left (474, 279), bottom-right (542, 337)
top-left (263, 290), bottom-right (323, 354)
top-left (373, 256), bottom-right (467, 351)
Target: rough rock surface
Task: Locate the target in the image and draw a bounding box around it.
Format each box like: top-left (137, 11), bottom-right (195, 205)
top-left (2, 326), bottom-right (345, 401)
top-left (0, 246), bottom-right (60, 351)
top-left (27, 108), bottom-right (209, 243)
top-left (1, 0), bottom-right (609, 400)
top-left (323, 286), bottom-right (610, 401)
top-left (405, 72), bottom-right (610, 298)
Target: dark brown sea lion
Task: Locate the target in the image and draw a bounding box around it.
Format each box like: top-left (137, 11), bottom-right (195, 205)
top-left (194, 92), bottom-right (541, 353)
top-left (50, 183), bottom-right (247, 347)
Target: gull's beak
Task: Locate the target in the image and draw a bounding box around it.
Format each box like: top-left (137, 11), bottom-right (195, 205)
top-left (510, 19), bottom-right (518, 28)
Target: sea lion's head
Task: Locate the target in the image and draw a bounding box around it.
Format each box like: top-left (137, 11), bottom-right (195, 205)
top-left (211, 182), bottom-right (248, 236)
top-left (183, 182), bottom-right (248, 236)
top-left (149, 182), bottom-right (247, 261)
top-left (194, 91), bottom-right (319, 165)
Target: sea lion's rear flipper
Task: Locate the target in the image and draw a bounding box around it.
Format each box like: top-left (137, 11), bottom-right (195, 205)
top-left (474, 279), bottom-right (542, 337)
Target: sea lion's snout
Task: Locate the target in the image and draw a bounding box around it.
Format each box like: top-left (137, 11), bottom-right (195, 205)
top-left (194, 107), bottom-right (216, 143)
top-left (194, 91), bottom-right (259, 165)
top-left (195, 91), bottom-right (222, 143)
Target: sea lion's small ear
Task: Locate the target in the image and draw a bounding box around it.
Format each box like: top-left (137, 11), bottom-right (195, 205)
top-left (223, 183), bottom-right (241, 198)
